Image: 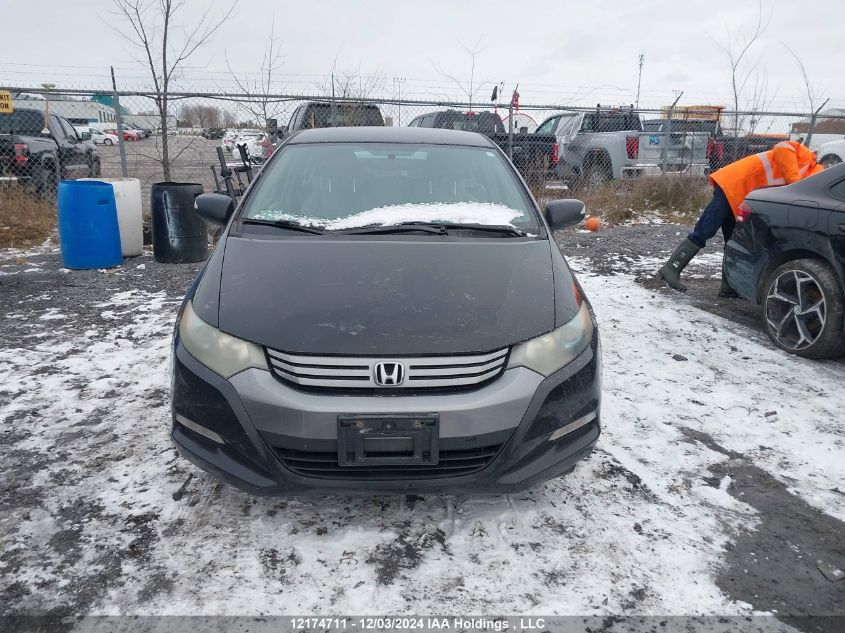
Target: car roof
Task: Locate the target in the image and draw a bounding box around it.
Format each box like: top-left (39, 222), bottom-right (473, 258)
top-left (287, 126), bottom-right (495, 147)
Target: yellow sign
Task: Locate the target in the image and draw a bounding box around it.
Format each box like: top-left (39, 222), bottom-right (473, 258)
top-left (0, 90), bottom-right (12, 114)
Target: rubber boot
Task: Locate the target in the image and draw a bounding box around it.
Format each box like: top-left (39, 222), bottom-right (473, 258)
top-left (658, 238), bottom-right (700, 293)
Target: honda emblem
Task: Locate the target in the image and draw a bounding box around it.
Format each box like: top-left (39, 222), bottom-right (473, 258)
top-left (374, 362), bottom-right (405, 386)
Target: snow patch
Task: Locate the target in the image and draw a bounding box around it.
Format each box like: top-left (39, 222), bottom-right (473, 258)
top-left (252, 202), bottom-right (525, 231)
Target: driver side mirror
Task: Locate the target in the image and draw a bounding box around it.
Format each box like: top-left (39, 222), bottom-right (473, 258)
top-left (80, 132), bottom-right (91, 141)
top-left (545, 199), bottom-right (586, 231)
top-left (195, 193), bottom-right (235, 226)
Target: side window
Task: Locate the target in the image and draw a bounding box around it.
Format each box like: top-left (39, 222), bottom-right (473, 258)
top-left (831, 178), bottom-right (845, 201)
top-left (408, 117), bottom-right (420, 127)
top-left (287, 106), bottom-right (301, 131)
top-left (60, 118), bottom-right (79, 141)
top-left (50, 115), bottom-right (67, 140)
top-left (535, 117), bottom-right (559, 135)
top-left (422, 114), bottom-right (437, 127)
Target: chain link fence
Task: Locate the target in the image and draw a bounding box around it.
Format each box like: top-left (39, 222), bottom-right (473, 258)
top-left (2, 85), bottom-right (843, 222)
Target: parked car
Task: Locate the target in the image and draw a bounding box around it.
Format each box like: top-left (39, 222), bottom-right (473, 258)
top-left (93, 130), bottom-right (120, 146)
top-left (724, 162), bottom-right (845, 359)
top-left (409, 109), bottom-right (559, 176)
top-left (173, 126), bottom-right (601, 494)
top-left (285, 101), bottom-right (384, 132)
top-left (0, 107), bottom-right (100, 195)
top-left (124, 123), bottom-right (151, 139)
top-left (221, 129), bottom-right (240, 152)
top-left (231, 132), bottom-right (263, 159)
top-left (202, 127), bottom-right (227, 140)
top-left (816, 139), bottom-right (845, 167)
top-left (242, 133), bottom-right (274, 164)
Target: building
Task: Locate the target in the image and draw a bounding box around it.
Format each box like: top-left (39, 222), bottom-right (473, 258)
top-left (11, 93), bottom-right (118, 124)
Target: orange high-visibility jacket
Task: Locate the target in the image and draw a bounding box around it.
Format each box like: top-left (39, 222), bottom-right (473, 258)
top-left (710, 140), bottom-right (824, 217)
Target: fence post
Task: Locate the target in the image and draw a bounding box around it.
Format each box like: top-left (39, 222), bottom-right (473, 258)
top-left (661, 92), bottom-right (683, 174)
top-left (330, 73), bottom-right (336, 127)
top-left (111, 67), bottom-right (128, 178)
top-left (507, 102), bottom-right (514, 161)
top-left (804, 98), bottom-right (829, 149)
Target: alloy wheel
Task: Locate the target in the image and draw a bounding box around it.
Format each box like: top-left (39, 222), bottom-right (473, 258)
top-left (765, 269), bottom-right (826, 351)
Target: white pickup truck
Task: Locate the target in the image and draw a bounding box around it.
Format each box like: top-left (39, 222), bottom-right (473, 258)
top-left (535, 108), bottom-right (710, 186)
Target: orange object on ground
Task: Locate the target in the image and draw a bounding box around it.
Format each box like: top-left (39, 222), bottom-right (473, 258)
top-left (585, 217), bottom-right (601, 232)
top-left (709, 140), bottom-right (824, 218)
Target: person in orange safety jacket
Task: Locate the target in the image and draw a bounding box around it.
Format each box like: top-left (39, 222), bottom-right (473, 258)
top-left (658, 140), bottom-right (824, 296)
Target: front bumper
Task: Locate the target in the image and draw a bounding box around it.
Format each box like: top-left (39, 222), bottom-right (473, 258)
top-left (170, 328), bottom-right (601, 495)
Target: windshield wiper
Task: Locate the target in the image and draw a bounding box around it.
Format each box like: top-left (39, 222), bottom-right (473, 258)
top-left (241, 218), bottom-right (325, 235)
top-left (335, 223), bottom-right (446, 235)
top-left (405, 221), bottom-right (528, 237)
top-left (339, 222), bottom-right (528, 237)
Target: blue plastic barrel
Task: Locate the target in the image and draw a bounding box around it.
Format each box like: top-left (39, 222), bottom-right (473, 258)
top-left (58, 180), bottom-right (123, 269)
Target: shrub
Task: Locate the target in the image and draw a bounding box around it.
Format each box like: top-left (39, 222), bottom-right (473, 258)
top-left (0, 184), bottom-right (57, 248)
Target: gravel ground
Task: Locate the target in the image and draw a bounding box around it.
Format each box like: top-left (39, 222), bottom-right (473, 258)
top-left (1, 225), bottom-right (843, 633)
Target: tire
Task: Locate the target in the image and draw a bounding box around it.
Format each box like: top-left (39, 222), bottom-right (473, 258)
top-left (760, 259), bottom-right (845, 359)
top-left (577, 164), bottom-right (610, 190)
top-left (104, 138), bottom-right (113, 147)
top-left (820, 155), bottom-right (841, 168)
top-left (88, 157), bottom-right (101, 178)
top-left (35, 163), bottom-right (59, 200)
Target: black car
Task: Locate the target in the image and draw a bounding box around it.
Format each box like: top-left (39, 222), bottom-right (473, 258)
top-left (724, 162), bottom-right (845, 359)
top-left (171, 126), bottom-right (601, 495)
top-left (201, 127), bottom-right (226, 140)
top-left (0, 107), bottom-right (100, 195)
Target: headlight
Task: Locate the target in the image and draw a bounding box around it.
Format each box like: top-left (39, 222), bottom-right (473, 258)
top-left (179, 300), bottom-right (268, 378)
top-left (507, 303), bottom-right (593, 377)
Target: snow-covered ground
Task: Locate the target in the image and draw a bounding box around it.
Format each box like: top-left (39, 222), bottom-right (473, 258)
top-left (1, 238), bottom-right (843, 624)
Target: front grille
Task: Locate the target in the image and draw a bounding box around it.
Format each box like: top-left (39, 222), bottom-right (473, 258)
top-left (274, 444), bottom-right (503, 480)
top-left (265, 348), bottom-right (509, 390)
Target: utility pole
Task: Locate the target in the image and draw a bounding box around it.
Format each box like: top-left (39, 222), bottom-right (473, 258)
top-left (635, 53), bottom-right (644, 109)
top-left (40, 83), bottom-right (55, 134)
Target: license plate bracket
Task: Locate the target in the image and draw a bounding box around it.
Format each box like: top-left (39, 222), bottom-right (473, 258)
top-left (337, 414), bottom-right (439, 467)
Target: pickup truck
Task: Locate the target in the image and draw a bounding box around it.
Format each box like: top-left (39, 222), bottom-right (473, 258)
top-left (285, 101), bottom-right (384, 132)
top-left (0, 107), bottom-right (100, 196)
top-left (537, 107), bottom-right (708, 187)
top-left (408, 110), bottom-right (559, 177)
top-left (642, 118), bottom-right (715, 172)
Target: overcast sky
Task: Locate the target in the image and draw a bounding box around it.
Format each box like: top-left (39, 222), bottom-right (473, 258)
top-left (1, 0), bottom-right (842, 113)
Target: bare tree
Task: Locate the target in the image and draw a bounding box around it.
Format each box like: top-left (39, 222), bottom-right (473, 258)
top-left (786, 46), bottom-right (819, 115)
top-left (112, 0), bottom-right (235, 179)
top-left (432, 37), bottom-right (491, 111)
top-left (712, 1), bottom-right (772, 135)
top-left (225, 16), bottom-right (285, 128)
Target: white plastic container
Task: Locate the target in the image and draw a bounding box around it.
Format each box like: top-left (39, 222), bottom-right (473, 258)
top-left (79, 177), bottom-right (143, 256)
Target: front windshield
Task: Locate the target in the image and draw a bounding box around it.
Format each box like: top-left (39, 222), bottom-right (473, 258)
top-left (240, 142), bottom-right (540, 233)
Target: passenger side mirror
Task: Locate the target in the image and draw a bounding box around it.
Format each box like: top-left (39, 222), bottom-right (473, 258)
top-left (81, 132), bottom-right (91, 141)
top-left (194, 193), bottom-right (235, 226)
top-left (545, 199), bottom-right (586, 231)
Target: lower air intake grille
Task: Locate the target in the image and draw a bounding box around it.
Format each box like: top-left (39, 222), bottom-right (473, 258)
top-left (274, 444), bottom-right (503, 480)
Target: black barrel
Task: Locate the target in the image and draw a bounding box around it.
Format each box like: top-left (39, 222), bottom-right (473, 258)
top-left (150, 182), bottom-right (207, 263)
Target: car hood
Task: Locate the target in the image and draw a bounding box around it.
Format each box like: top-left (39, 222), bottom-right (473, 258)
top-left (210, 236), bottom-right (558, 355)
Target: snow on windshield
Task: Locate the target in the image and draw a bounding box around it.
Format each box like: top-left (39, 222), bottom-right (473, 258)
top-left (250, 202), bottom-right (525, 231)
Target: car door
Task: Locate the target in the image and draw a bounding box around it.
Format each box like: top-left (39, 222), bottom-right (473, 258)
top-left (51, 115), bottom-right (87, 179)
top-left (828, 175), bottom-right (845, 275)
